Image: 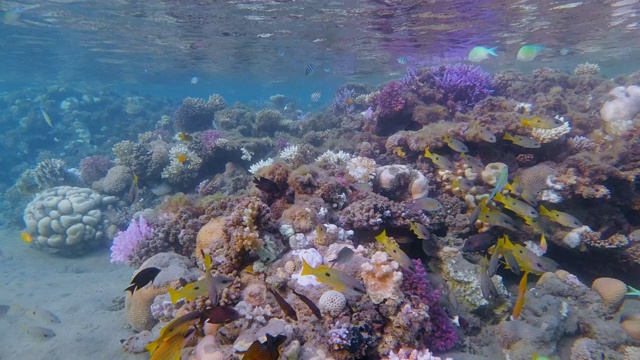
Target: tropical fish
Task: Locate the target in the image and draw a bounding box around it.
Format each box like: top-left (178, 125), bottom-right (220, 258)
top-left (305, 63), bottom-right (316, 76)
top-left (253, 176), bottom-right (281, 195)
top-left (505, 179), bottom-right (538, 206)
top-left (517, 45), bottom-right (545, 62)
top-left (479, 257), bottom-right (498, 300)
top-left (22, 325), bottom-right (56, 340)
top-left (532, 353), bottom-right (551, 360)
top-left (125, 267), bottom-right (161, 294)
top-left (460, 153), bottom-right (484, 173)
top-left (39, 106), bottom-right (54, 128)
top-left (291, 289), bottom-right (322, 320)
top-left (512, 272), bottom-right (529, 319)
top-left (300, 258), bottom-right (366, 295)
top-left (242, 333), bottom-right (287, 360)
top-left (540, 234), bottom-right (548, 254)
top-left (190, 76), bottom-right (199, 84)
top-left (203, 305), bottom-right (241, 324)
top-left (147, 311), bottom-right (203, 354)
top-left (452, 177), bottom-right (473, 192)
top-left (521, 116), bottom-right (563, 129)
top-left (539, 205), bottom-right (583, 228)
top-left (493, 192), bottom-right (539, 219)
top-left (310, 91), bottom-right (321, 102)
top-left (21, 232), bottom-right (33, 243)
top-left (462, 232), bottom-right (496, 252)
top-left (409, 221), bottom-right (430, 240)
top-left (21, 306), bottom-right (61, 324)
top-left (397, 56), bottom-right (407, 65)
top-left (500, 235), bottom-right (559, 275)
top-left (479, 129), bottom-right (497, 143)
top-left (408, 195), bottom-right (442, 212)
top-left (177, 153), bottom-right (189, 164)
top-left (489, 166), bottom-right (509, 200)
top-left (478, 206), bottom-right (517, 231)
top-left (175, 132), bottom-right (193, 141)
top-left (630, 229), bottom-right (640, 242)
top-left (328, 246), bottom-right (354, 268)
top-left (626, 285), bottom-right (640, 297)
top-left (149, 327), bottom-right (195, 360)
top-left (375, 230), bottom-right (416, 271)
top-left (503, 133), bottom-right (541, 148)
top-left (392, 147), bottom-right (406, 158)
top-left (128, 172), bottom-right (139, 203)
top-left (444, 135), bottom-right (469, 153)
top-left (267, 287), bottom-right (297, 321)
top-left (468, 46), bottom-right (498, 62)
top-left (167, 255), bottom-right (232, 304)
top-left (424, 149), bottom-right (454, 171)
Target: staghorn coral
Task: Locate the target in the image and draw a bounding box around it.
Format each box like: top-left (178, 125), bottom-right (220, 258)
top-left (374, 81), bottom-right (406, 118)
top-left (429, 63), bottom-right (494, 109)
top-left (574, 62), bottom-right (601, 76)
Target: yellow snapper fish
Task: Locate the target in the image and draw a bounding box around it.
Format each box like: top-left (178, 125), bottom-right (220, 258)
top-left (539, 205), bottom-right (583, 228)
top-left (409, 221), bottom-right (430, 240)
top-left (517, 45), bottom-right (545, 62)
top-left (300, 258), bottom-right (366, 294)
top-left (460, 153), bottom-right (484, 173)
top-left (478, 206), bottom-right (517, 231)
top-left (468, 46), bottom-right (498, 62)
top-left (503, 133), bottom-right (541, 148)
top-left (521, 116), bottom-right (563, 129)
top-left (479, 129), bottom-right (497, 143)
top-left (39, 106), bottom-right (54, 128)
top-left (493, 192), bottom-right (539, 219)
top-left (522, 214), bottom-right (547, 235)
top-left (393, 147), bottom-right (406, 158)
top-left (149, 327), bottom-right (195, 360)
top-left (500, 234), bottom-right (559, 275)
top-left (146, 311), bottom-right (202, 354)
top-left (424, 148), bottom-right (454, 171)
top-left (505, 178), bottom-right (538, 206)
top-left (479, 256), bottom-right (498, 300)
top-left (512, 271), bottom-right (529, 320)
top-left (375, 230), bottom-right (416, 271)
top-left (444, 135), bottom-right (468, 153)
top-left (452, 177), bottom-right (474, 192)
top-left (167, 254), bottom-right (233, 304)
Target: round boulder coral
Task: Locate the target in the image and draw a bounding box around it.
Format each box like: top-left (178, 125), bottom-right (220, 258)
top-left (23, 186), bottom-right (118, 255)
top-left (318, 290), bottom-right (346, 317)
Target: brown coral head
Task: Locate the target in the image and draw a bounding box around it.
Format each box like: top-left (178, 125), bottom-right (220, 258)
top-left (620, 312), bottom-right (640, 340)
top-left (591, 277), bottom-right (627, 313)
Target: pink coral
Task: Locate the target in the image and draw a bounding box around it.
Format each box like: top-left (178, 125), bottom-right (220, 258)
top-left (110, 217), bottom-right (153, 265)
top-left (79, 155), bottom-right (113, 183)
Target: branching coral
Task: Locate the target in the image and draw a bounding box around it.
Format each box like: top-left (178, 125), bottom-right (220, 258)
top-left (225, 196), bottom-right (274, 253)
top-left (430, 63), bottom-right (493, 109)
top-left (173, 95), bottom-right (226, 132)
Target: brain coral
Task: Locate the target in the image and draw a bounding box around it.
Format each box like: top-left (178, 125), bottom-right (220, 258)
top-left (318, 290), bottom-right (346, 317)
top-left (23, 186), bottom-right (118, 255)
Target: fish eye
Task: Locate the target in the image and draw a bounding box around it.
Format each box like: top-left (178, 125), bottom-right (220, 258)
top-left (325, 272), bottom-right (331, 277)
top-left (194, 286), bottom-right (200, 290)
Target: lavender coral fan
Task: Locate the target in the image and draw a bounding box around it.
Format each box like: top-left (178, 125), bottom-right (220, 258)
top-left (401, 259), bottom-right (458, 352)
top-left (431, 63), bottom-right (493, 108)
top-left (110, 216), bottom-right (153, 265)
top-left (331, 87), bottom-right (357, 114)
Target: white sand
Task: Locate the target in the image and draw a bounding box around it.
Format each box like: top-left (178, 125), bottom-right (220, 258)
top-left (0, 228), bottom-right (145, 360)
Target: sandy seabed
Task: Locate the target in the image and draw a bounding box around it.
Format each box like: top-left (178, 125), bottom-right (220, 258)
top-left (0, 227), bottom-right (144, 360)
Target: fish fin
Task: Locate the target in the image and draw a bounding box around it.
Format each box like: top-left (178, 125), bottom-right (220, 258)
top-left (145, 339), bottom-right (160, 354)
top-left (300, 258), bottom-right (313, 276)
top-left (166, 286), bottom-right (183, 304)
top-left (374, 230), bottom-right (387, 244)
top-left (627, 285), bottom-right (640, 297)
top-left (124, 284), bottom-right (136, 293)
top-left (539, 204), bottom-right (550, 216)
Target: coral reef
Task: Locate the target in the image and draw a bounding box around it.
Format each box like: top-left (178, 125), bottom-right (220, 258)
top-left (173, 95), bottom-right (226, 133)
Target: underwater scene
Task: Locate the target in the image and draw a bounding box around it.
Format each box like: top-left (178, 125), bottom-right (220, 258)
top-left (2, 1), bottom-right (640, 359)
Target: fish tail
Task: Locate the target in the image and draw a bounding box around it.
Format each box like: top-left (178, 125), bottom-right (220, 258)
top-left (521, 118), bottom-right (530, 127)
top-left (539, 205), bottom-right (550, 216)
top-left (488, 47), bottom-right (498, 55)
top-left (166, 286), bottom-right (182, 304)
top-left (300, 258), bottom-right (313, 276)
top-left (423, 148), bottom-right (432, 158)
top-left (503, 133), bottom-right (513, 141)
top-left (145, 339), bottom-right (160, 354)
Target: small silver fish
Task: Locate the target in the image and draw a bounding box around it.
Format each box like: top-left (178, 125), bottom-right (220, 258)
top-left (408, 195), bottom-right (442, 212)
top-left (22, 306), bottom-right (61, 324)
top-left (22, 325), bottom-right (56, 340)
top-left (310, 91), bottom-right (321, 102)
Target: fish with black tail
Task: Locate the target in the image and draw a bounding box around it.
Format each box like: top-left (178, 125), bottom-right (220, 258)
top-left (125, 267), bottom-right (161, 294)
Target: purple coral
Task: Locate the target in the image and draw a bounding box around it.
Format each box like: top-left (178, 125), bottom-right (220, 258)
top-left (201, 129), bottom-right (221, 152)
top-left (431, 63), bottom-right (493, 108)
top-left (401, 260), bottom-right (458, 352)
top-left (79, 155), bottom-right (113, 183)
top-left (332, 87), bottom-right (357, 114)
top-left (374, 81), bottom-right (406, 117)
top-left (110, 216), bottom-right (153, 265)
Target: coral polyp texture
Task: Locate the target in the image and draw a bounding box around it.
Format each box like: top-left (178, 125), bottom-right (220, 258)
top-left (10, 59), bottom-right (640, 360)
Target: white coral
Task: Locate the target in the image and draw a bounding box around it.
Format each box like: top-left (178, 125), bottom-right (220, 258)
top-left (161, 143), bottom-right (202, 179)
top-left (347, 156), bottom-right (377, 183)
top-left (315, 150), bottom-right (352, 165)
top-left (530, 115), bottom-right (571, 143)
top-left (278, 145), bottom-right (299, 162)
top-left (248, 158), bottom-right (274, 174)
